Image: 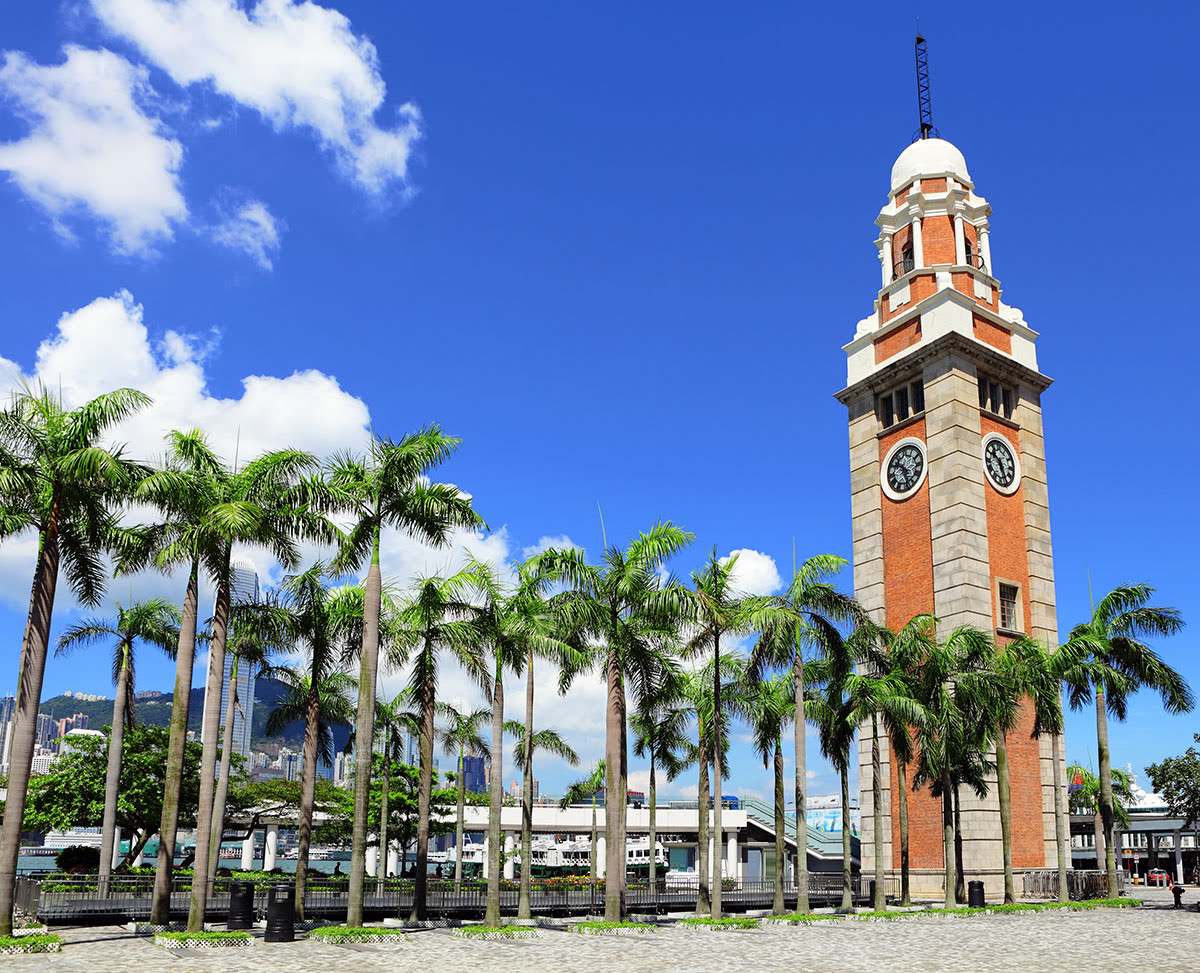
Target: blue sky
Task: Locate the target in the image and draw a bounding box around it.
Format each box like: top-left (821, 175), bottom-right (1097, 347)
top-left (0, 1), bottom-right (1197, 805)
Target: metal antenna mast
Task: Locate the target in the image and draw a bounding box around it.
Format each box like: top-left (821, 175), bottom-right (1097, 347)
top-left (914, 32), bottom-right (938, 141)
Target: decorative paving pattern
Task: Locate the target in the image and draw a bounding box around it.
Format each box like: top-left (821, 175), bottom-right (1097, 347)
top-left (5, 892), bottom-right (1196, 973)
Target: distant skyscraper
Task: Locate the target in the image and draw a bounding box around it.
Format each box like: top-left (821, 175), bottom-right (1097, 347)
top-left (460, 754), bottom-right (486, 794)
top-left (202, 559), bottom-right (261, 759)
top-left (35, 712), bottom-right (54, 748)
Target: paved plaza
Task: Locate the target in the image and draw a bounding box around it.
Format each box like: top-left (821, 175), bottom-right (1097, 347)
top-left (9, 890), bottom-right (1195, 973)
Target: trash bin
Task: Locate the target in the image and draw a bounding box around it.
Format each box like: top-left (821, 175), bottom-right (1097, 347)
top-left (264, 884), bottom-right (295, 942)
top-left (967, 880), bottom-right (985, 908)
top-left (867, 880), bottom-right (876, 905)
top-left (228, 880), bottom-right (255, 930)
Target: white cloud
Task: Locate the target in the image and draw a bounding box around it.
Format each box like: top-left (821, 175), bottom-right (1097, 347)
top-left (720, 548), bottom-right (782, 596)
top-left (520, 534), bottom-right (580, 559)
top-left (92, 0), bottom-right (422, 194)
top-left (208, 193), bottom-right (282, 268)
top-left (0, 46), bottom-right (187, 254)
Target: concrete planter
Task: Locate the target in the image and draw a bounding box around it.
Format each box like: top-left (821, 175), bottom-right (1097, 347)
top-left (309, 930), bottom-right (409, 945)
top-left (0, 938), bottom-right (61, 954)
top-left (451, 927), bottom-right (544, 941)
top-left (12, 925), bottom-right (49, 937)
top-left (569, 925), bottom-right (656, 936)
top-left (154, 934), bottom-right (253, 949)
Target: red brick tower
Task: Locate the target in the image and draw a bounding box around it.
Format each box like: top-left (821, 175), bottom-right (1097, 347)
top-left (835, 136), bottom-right (1065, 897)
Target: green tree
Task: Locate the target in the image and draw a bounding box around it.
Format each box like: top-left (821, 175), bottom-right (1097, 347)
top-left (262, 565), bottom-right (360, 916)
top-left (0, 383), bottom-right (150, 936)
top-left (1067, 764), bottom-right (1135, 871)
top-left (559, 760), bottom-right (607, 887)
top-left (24, 724), bottom-right (205, 870)
top-left (737, 672), bottom-right (793, 913)
top-left (543, 523), bottom-right (693, 919)
top-left (327, 428), bottom-right (482, 927)
top-left (390, 569), bottom-right (488, 920)
top-left (436, 702), bottom-right (490, 891)
top-left (1146, 737), bottom-right (1200, 880)
top-left (364, 691), bottom-right (411, 893)
top-left (748, 555), bottom-right (860, 913)
top-left (55, 599), bottom-right (179, 893)
top-left (1062, 582), bottom-right (1192, 895)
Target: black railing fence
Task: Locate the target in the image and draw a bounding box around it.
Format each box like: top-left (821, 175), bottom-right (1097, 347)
top-left (1022, 869), bottom-right (1124, 901)
top-left (18, 872), bottom-right (894, 923)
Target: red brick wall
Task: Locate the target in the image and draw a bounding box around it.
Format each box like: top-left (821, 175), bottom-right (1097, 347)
top-left (921, 214), bottom-right (956, 265)
top-left (980, 416), bottom-right (1044, 867)
top-left (972, 313), bottom-right (1010, 352)
top-left (878, 418), bottom-right (944, 869)
top-left (880, 273), bottom-right (936, 325)
top-left (922, 177), bottom-right (947, 193)
top-left (874, 318), bottom-right (922, 363)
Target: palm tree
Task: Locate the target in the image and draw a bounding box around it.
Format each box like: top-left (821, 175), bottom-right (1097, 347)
top-left (748, 555), bottom-right (860, 914)
top-left (328, 429), bottom-right (482, 927)
top-left (542, 523), bottom-right (693, 919)
top-left (127, 429), bottom-right (224, 925)
top-left (391, 569), bottom-right (489, 920)
top-left (560, 760), bottom-right (607, 889)
top-left (261, 565), bottom-right (362, 917)
top-left (683, 550), bottom-right (766, 917)
top-left (508, 720), bottom-right (579, 889)
top-left (906, 625), bottom-right (997, 909)
top-left (842, 623), bottom-right (928, 911)
top-left (1062, 583), bottom-right (1192, 895)
top-left (0, 383), bottom-right (150, 936)
top-left (368, 691), bottom-right (412, 892)
top-left (737, 672), bottom-right (793, 913)
top-left (205, 595), bottom-right (292, 890)
top-left (630, 692), bottom-right (688, 897)
top-left (437, 702), bottom-right (491, 891)
top-left (1067, 764), bottom-right (1135, 871)
top-left (54, 599), bottom-right (179, 895)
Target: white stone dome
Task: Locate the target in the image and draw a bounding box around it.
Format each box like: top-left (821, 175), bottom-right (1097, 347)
top-left (890, 137), bottom-right (971, 194)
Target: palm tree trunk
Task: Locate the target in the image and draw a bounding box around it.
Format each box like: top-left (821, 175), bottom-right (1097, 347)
top-left (518, 651), bottom-right (535, 919)
top-left (484, 664), bottom-right (504, 927)
top-left (649, 754), bottom-right (658, 908)
top-left (410, 656), bottom-right (435, 921)
top-left (207, 656), bottom-right (240, 890)
top-left (871, 713), bottom-right (885, 910)
top-left (0, 521), bottom-right (59, 937)
top-left (151, 560), bottom-right (199, 925)
top-left (897, 760), bottom-right (911, 907)
top-left (376, 735), bottom-right (391, 897)
top-left (793, 647), bottom-right (809, 913)
top-left (99, 644), bottom-right (131, 897)
top-left (696, 722), bottom-right (710, 916)
top-left (348, 527), bottom-right (382, 927)
top-left (454, 750), bottom-right (465, 892)
top-left (839, 764), bottom-right (852, 911)
top-left (1050, 731), bottom-right (1069, 902)
top-left (711, 636), bottom-right (723, 918)
top-left (122, 829), bottom-right (152, 871)
top-left (1094, 690), bottom-right (1119, 895)
top-left (772, 739), bottom-right (785, 914)
top-left (603, 648), bottom-right (626, 921)
top-left (941, 771), bottom-right (956, 910)
top-left (188, 563), bottom-right (231, 931)
top-left (953, 788), bottom-right (965, 904)
top-left (996, 730), bottom-right (1014, 904)
top-left (1093, 811), bottom-right (1105, 871)
top-left (589, 795), bottom-right (597, 889)
top-left (292, 682), bottom-right (321, 921)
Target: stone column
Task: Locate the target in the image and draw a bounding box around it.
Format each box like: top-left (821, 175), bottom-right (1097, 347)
top-left (503, 835), bottom-right (515, 880)
top-left (727, 832), bottom-right (739, 883)
top-left (263, 824), bottom-right (279, 871)
top-left (366, 843), bottom-right (378, 878)
top-left (953, 212), bottom-right (966, 265)
top-left (978, 226), bottom-right (992, 273)
top-left (596, 835), bottom-right (607, 878)
top-left (387, 842), bottom-right (399, 878)
top-left (482, 837), bottom-right (489, 880)
top-left (112, 827), bottom-right (122, 870)
top-left (1175, 831), bottom-right (1184, 884)
top-left (880, 234), bottom-right (893, 286)
top-left (910, 213), bottom-right (925, 269)
top-left (241, 832), bottom-right (255, 870)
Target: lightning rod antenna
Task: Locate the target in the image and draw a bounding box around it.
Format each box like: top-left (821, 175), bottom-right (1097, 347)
top-left (914, 32), bottom-right (939, 141)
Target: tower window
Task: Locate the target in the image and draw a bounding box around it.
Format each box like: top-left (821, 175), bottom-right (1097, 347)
top-left (998, 583), bottom-right (1021, 632)
top-left (978, 374), bottom-right (1015, 419)
top-left (877, 379), bottom-right (926, 429)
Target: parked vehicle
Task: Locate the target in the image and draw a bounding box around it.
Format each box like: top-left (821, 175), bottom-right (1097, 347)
top-left (1147, 868), bottom-right (1170, 887)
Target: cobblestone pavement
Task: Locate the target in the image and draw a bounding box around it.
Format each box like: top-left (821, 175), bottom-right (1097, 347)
top-left (10, 892), bottom-right (1196, 973)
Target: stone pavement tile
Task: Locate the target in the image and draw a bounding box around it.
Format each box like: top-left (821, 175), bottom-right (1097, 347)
top-left (3, 908), bottom-right (1197, 973)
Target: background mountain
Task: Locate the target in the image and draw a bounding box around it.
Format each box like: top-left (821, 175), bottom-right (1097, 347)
top-left (37, 676), bottom-right (350, 753)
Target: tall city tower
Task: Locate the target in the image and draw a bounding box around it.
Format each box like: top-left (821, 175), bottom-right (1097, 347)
top-left (834, 130), bottom-right (1065, 895)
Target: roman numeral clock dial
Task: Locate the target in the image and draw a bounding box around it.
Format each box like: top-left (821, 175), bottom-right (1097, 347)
top-left (982, 432), bottom-right (1022, 494)
top-left (881, 438), bottom-right (928, 501)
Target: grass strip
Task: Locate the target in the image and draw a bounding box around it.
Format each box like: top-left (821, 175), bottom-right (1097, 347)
top-left (677, 916), bottom-right (761, 929)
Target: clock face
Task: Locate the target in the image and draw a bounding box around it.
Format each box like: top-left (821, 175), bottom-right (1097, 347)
top-left (886, 443), bottom-right (924, 495)
top-left (984, 437), bottom-right (1017, 489)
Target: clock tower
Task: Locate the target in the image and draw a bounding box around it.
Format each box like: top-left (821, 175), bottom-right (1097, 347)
top-left (835, 134), bottom-right (1065, 896)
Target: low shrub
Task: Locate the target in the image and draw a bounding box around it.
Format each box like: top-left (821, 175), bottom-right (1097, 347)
top-left (154, 930), bottom-right (253, 942)
top-left (568, 921), bottom-right (656, 934)
top-left (0, 933), bottom-right (62, 954)
top-left (308, 926), bottom-right (409, 943)
top-left (678, 916), bottom-right (760, 929)
top-left (54, 845), bottom-right (100, 873)
top-left (453, 925), bottom-right (543, 939)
